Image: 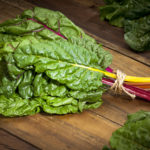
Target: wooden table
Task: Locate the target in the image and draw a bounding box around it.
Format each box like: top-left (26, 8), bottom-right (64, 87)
top-left (0, 0), bottom-right (150, 149)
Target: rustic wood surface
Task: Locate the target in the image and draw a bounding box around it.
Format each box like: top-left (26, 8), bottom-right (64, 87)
top-left (0, 128), bottom-right (39, 150)
top-left (0, 0), bottom-right (150, 150)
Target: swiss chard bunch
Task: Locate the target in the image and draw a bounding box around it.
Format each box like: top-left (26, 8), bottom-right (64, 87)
top-left (0, 7), bottom-right (112, 117)
top-left (99, 0), bottom-right (150, 51)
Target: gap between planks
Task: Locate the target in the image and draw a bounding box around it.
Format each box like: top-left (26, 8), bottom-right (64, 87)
top-left (0, 128), bottom-right (41, 150)
top-left (86, 30), bottom-right (150, 67)
top-left (0, 113), bottom-right (118, 150)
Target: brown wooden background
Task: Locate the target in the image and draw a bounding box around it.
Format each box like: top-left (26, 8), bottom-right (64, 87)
top-left (0, 0), bottom-right (150, 150)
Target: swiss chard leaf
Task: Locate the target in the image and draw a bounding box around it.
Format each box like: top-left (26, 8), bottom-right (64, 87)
top-left (99, 0), bottom-right (150, 51)
top-left (104, 110), bottom-right (150, 150)
top-left (124, 15), bottom-right (150, 51)
top-left (100, 0), bottom-right (150, 27)
top-left (0, 94), bottom-right (40, 117)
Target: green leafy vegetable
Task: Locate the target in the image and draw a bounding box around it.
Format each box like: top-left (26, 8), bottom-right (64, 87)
top-left (103, 110), bottom-right (150, 150)
top-left (102, 145), bottom-right (112, 150)
top-left (0, 7), bottom-right (112, 117)
top-left (99, 0), bottom-right (150, 51)
top-left (124, 15), bottom-right (150, 51)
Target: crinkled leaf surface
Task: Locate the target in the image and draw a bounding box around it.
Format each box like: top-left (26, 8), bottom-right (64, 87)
top-left (104, 110), bottom-right (150, 150)
top-left (0, 7), bottom-right (112, 117)
top-left (124, 15), bottom-right (150, 51)
top-left (99, 0), bottom-right (150, 51)
top-left (99, 0), bottom-right (150, 27)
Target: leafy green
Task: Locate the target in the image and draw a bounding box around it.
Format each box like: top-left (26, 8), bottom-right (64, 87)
top-left (99, 0), bottom-right (150, 51)
top-left (104, 110), bottom-right (150, 150)
top-left (100, 0), bottom-right (150, 27)
top-left (0, 94), bottom-right (40, 117)
top-left (124, 15), bottom-right (150, 51)
top-left (102, 145), bottom-right (112, 150)
top-left (0, 7), bottom-right (111, 117)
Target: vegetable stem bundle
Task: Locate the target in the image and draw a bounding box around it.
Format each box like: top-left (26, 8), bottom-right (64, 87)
top-left (102, 78), bottom-right (150, 101)
top-left (74, 64), bottom-right (150, 83)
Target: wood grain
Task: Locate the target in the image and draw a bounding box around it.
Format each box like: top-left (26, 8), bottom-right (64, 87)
top-left (0, 0), bottom-right (150, 150)
top-left (0, 128), bottom-right (39, 150)
top-left (0, 113), bottom-right (119, 150)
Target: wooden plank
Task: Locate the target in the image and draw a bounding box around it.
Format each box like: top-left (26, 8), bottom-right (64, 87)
top-left (0, 128), bottom-right (39, 150)
top-left (0, 113), bottom-right (119, 150)
top-left (0, 0), bottom-right (34, 21)
top-left (86, 30), bottom-right (150, 66)
top-left (0, 0), bottom-right (34, 10)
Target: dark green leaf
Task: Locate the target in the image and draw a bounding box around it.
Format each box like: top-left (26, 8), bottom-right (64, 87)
top-left (99, 0), bottom-right (150, 51)
top-left (107, 110), bottom-right (150, 150)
